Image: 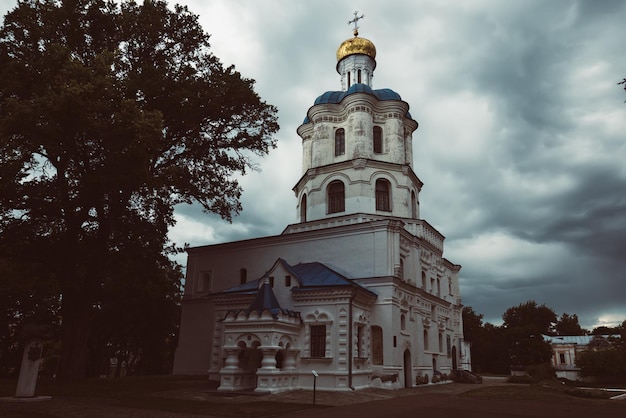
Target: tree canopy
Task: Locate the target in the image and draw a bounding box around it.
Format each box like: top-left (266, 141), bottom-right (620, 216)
top-left (0, 0), bottom-right (278, 380)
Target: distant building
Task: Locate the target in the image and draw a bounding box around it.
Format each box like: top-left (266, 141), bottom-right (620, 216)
top-left (173, 23), bottom-right (470, 392)
top-left (543, 334), bottom-right (619, 380)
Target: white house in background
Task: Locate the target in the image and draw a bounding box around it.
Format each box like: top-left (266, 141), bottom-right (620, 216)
top-left (543, 334), bottom-right (618, 380)
top-left (173, 22), bottom-right (471, 393)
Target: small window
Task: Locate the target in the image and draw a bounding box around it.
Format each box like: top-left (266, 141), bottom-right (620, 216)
top-left (347, 72), bottom-right (351, 88)
top-left (269, 276), bottom-right (274, 287)
top-left (424, 329), bottom-right (429, 351)
top-left (411, 191), bottom-right (417, 219)
top-left (438, 332), bottom-right (443, 353)
top-left (357, 325), bottom-right (364, 357)
top-left (446, 335), bottom-right (451, 357)
top-left (334, 128), bottom-right (345, 156)
top-left (422, 271), bottom-right (426, 289)
top-left (357, 69), bottom-right (362, 84)
top-left (375, 179), bottom-right (391, 212)
top-left (371, 326), bottom-right (383, 365)
top-left (559, 353), bottom-right (566, 364)
top-left (310, 325), bottom-right (326, 358)
top-left (285, 275), bottom-right (291, 287)
top-left (401, 314), bottom-right (406, 331)
top-left (373, 126), bottom-right (383, 153)
top-left (240, 268), bottom-right (247, 285)
top-left (300, 193), bottom-right (307, 222)
top-left (198, 270), bottom-right (213, 292)
top-left (327, 180), bottom-right (345, 214)
top-left (437, 278), bottom-right (441, 296)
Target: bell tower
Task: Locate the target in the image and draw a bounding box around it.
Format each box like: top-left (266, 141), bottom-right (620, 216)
top-left (293, 15), bottom-right (422, 225)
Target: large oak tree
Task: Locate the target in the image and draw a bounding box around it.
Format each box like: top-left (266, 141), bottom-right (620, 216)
top-left (0, 0), bottom-right (278, 380)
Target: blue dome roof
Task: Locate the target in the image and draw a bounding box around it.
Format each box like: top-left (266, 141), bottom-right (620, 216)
top-left (303, 84), bottom-right (411, 123)
top-left (313, 83), bottom-right (401, 105)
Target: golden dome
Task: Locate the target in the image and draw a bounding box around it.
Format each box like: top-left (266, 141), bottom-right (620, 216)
top-left (336, 34), bottom-right (376, 62)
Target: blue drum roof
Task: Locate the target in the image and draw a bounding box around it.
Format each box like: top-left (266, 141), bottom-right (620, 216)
top-left (314, 84), bottom-right (402, 105)
top-left (304, 83), bottom-right (412, 123)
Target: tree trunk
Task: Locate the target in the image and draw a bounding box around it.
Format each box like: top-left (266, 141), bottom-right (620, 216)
top-left (58, 291), bottom-right (91, 382)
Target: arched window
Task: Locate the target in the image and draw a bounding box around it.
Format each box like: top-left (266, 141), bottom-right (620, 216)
top-left (373, 126), bottom-right (383, 153)
top-left (300, 194), bottom-right (307, 222)
top-left (334, 128), bottom-right (345, 156)
top-left (411, 191), bottom-right (417, 219)
top-left (327, 180), bottom-right (345, 214)
top-left (375, 179), bottom-right (391, 212)
top-left (357, 69), bottom-right (362, 84)
top-left (347, 71), bottom-right (351, 88)
top-left (371, 326), bottom-right (384, 365)
top-left (423, 329), bottom-right (429, 351)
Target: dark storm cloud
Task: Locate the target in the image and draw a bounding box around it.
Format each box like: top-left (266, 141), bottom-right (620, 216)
top-left (4, 0), bottom-right (622, 329)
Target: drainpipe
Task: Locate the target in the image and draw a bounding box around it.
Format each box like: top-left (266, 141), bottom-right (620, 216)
top-left (348, 289), bottom-right (357, 390)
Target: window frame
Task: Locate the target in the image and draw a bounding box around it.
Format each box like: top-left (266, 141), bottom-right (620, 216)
top-left (327, 180), bottom-right (345, 214)
top-left (309, 325), bottom-right (327, 358)
top-left (334, 128), bottom-right (345, 156)
top-left (373, 126), bottom-right (383, 154)
top-left (375, 178), bottom-right (391, 212)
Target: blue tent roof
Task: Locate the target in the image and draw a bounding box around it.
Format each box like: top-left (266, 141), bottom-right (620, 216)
top-left (303, 83), bottom-right (412, 123)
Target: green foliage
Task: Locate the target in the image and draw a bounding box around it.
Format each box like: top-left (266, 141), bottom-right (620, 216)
top-left (502, 300), bottom-right (556, 336)
top-left (555, 313), bottom-right (586, 336)
top-left (462, 307), bottom-right (509, 374)
top-left (0, 0), bottom-right (278, 380)
top-left (576, 337), bottom-right (626, 382)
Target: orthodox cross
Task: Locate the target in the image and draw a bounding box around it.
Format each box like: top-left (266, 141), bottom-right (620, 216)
top-left (348, 11), bottom-right (365, 36)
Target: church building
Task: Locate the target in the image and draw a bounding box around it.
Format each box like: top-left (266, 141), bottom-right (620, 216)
top-left (173, 17), bottom-right (471, 392)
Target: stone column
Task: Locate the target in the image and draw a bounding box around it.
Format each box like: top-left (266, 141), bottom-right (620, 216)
top-left (281, 348), bottom-right (299, 370)
top-left (258, 346), bottom-right (279, 370)
top-left (223, 347), bottom-right (241, 370)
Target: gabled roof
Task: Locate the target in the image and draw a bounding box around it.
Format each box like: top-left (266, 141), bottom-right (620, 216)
top-left (221, 258), bottom-right (375, 296)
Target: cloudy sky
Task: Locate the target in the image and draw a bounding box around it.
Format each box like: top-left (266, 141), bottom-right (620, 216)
top-left (2, 0), bottom-right (625, 329)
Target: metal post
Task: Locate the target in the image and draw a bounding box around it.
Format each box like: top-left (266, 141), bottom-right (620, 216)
top-left (312, 370), bottom-right (318, 407)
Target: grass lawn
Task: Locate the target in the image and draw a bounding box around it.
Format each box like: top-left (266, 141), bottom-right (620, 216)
top-left (1, 375), bottom-right (624, 417)
top-left (0, 375), bottom-right (317, 417)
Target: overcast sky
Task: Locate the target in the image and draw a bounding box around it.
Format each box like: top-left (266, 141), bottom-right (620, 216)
top-left (2, 0), bottom-right (625, 330)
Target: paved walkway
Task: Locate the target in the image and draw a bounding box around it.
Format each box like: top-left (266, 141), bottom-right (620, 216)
top-left (274, 392), bottom-right (626, 418)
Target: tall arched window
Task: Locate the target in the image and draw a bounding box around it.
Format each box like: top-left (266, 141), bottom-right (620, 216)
top-left (357, 69), bottom-right (362, 84)
top-left (334, 128), bottom-right (345, 156)
top-left (327, 180), bottom-right (345, 214)
top-left (373, 126), bottom-right (383, 153)
top-left (411, 191), bottom-right (417, 218)
top-left (300, 193), bottom-right (307, 222)
top-left (347, 72), bottom-right (351, 88)
top-left (375, 179), bottom-right (391, 211)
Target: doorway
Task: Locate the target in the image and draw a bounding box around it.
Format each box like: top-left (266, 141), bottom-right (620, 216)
top-left (403, 349), bottom-right (412, 388)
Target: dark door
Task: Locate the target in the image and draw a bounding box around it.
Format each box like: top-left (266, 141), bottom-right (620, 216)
top-left (403, 349), bottom-right (412, 388)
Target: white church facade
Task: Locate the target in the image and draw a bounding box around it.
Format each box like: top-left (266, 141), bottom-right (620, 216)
top-left (173, 21), bottom-right (471, 392)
